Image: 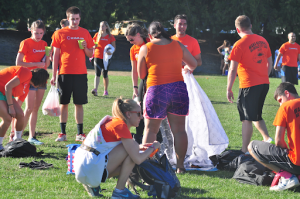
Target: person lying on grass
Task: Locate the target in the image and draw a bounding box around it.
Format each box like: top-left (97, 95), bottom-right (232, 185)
top-left (74, 97), bottom-right (160, 198)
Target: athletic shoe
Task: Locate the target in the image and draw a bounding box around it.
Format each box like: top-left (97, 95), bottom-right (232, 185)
top-left (270, 175), bottom-right (300, 191)
top-left (28, 137), bottom-right (44, 145)
top-left (82, 184), bottom-right (103, 197)
top-left (0, 144), bottom-right (4, 152)
top-left (103, 91), bottom-right (108, 96)
top-left (111, 188), bottom-right (140, 199)
top-left (91, 89), bottom-right (98, 96)
top-left (55, 133), bottom-right (67, 142)
top-left (75, 134), bottom-right (86, 142)
top-left (265, 137), bottom-right (275, 145)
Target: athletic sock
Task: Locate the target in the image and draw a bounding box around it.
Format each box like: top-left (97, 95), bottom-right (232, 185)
top-left (14, 131), bottom-right (22, 140)
top-left (60, 123), bottom-right (66, 134)
top-left (77, 123), bottom-right (83, 135)
top-left (0, 137), bottom-right (4, 145)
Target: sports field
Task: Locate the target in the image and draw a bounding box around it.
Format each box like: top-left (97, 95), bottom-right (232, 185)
top-left (0, 65), bottom-right (298, 198)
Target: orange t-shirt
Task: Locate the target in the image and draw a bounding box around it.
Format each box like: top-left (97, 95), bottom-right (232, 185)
top-left (130, 38), bottom-right (150, 61)
top-left (273, 98), bottom-right (300, 165)
top-left (228, 34), bottom-right (271, 88)
top-left (0, 66), bottom-right (31, 99)
top-left (93, 33), bottom-right (116, 59)
top-left (145, 40), bottom-right (184, 89)
top-left (279, 42), bottom-right (300, 67)
top-left (51, 26), bottom-right (94, 75)
top-left (18, 38), bottom-right (47, 70)
top-left (101, 117), bottom-right (132, 142)
top-left (171, 34), bottom-right (201, 56)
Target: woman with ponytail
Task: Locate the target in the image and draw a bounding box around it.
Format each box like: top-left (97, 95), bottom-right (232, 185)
top-left (74, 97), bottom-right (160, 198)
top-left (137, 21), bottom-right (197, 174)
top-left (91, 21), bottom-right (116, 96)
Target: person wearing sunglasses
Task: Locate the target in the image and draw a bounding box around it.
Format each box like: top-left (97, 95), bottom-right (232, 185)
top-left (74, 97), bottom-right (160, 198)
top-left (137, 21), bottom-right (197, 174)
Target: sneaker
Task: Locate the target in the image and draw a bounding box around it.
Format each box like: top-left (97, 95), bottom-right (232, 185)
top-left (28, 137), bottom-right (44, 145)
top-left (75, 134), bottom-right (86, 142)
top-left (0, 144), bottom-right (3, 152)
top-left (55, 133), bottom-right (67, 142)
top-left (103, 91), bottom-right (108, 96)
top-left (265, 137), bottom-right (275, 145)
top-left (91, 89), bottom-right (98, 96)
top-left (111, 188), bottom-right (140, 199)
top-left (82, 184), bottom-right (103, 197)
top-left (270, 175), bottom-right (300, 191)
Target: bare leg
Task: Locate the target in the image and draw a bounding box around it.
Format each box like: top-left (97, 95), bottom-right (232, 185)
top-left (23, 90), bottom-right (36, 131)
top-left (60, 104), bottom-right (68, 123)
top-left (167, 113), bottom-right (187, 170)
top-left (14, 99), bottom-right (24, 131)
top-left (253, 120), bottom-right (270, 141)
top-left (0, 101), bottom-right (12, 137)
top-left (94, 76), bottom-right (100, 91)
top-left (11, 99), bottom-right (23, 134)
top-left (142, 118), bottom-right (162, 144)
top-left (242, 120), bottom-right (253, 153)
top-left (103, 77), bottom-right (109, 92)
top-left (74, 104), bottom-right (83, 124)
top-left (223, 63), bottom-right (228, 75)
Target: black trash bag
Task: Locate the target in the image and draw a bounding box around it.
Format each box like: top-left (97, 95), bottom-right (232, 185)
top-left (0, 139), bottom-right (43, 158)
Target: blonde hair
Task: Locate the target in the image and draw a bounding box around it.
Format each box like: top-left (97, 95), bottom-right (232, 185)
top-left (97, 21), bottom-right (112, 42)
top-left (112, 97), bottom-right (138, 122)
top-left (31, 20), bottom-right (46, 32)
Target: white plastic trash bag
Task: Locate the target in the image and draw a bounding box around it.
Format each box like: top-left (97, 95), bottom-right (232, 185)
top-left (42, 85), bottom-right (61, 117)
top-left (103, 44), bottom-right (115, 70)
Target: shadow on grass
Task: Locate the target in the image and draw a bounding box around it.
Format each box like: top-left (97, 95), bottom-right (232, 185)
top-left (180, 187), bottom-right (216, 199)
top-left (210, 100), bottom-right (234, 105)
top-left (188, 170), bottom-right (235, 180)
top-left (37, 153), bottom-right (66, 159)
top-left (23, 131), bottom-right (53, 136)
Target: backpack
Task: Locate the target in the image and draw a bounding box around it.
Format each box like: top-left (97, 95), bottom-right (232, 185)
top-left (210, 150), bottom-right (244, 170)
top-left (0, 139), bottom-right (43, 158)
top-left (66, 144), bottom-right (81, 175)
top-left (232, 159), bottom-right (275, 186)
top-left (129, 153), bottom-right (181, 199)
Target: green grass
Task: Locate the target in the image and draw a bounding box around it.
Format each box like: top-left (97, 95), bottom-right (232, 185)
top-left (0, 65), bottom-right (299, 198)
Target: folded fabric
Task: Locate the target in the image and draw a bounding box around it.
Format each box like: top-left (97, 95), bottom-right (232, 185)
top-left (19, 160), bottom-right (53, 170)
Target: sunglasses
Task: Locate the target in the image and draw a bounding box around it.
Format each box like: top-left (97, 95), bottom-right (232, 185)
top-left (130, 111), bottom-right (141, 117)
top-left (128, 38), bottom-right (134, 42)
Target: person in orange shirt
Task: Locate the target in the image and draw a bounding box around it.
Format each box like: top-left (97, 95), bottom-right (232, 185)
top-left (74, 97), bottom-right (160, 198)
top-left (51, 6), bottom-right (94, 142)
top-left (91, 21), bottom-right (116, 96)
top-left (14, 20), bottom-right (51, 145)
top-left (274, 32), bottom-right (300, 85)
top-left (249, 82), bottom-right (300, 191)
top-left (138, 21), bottom-right (197, 173)
top-left (0, 66), bottom-right (49, 151)
top-left (227, 15), bottom-right (273, 153)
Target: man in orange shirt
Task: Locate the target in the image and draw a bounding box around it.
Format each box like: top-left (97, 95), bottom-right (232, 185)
top-left (51, 6), bottom-right (93, 142)
top-left (171, 14), bottom-right (202, 67)
top-left (274, 32), bottom-right (300, 85)
top-left (248, 82), bottom-right (300, 191)
top-left (227, 15), bottom-right (273, 153)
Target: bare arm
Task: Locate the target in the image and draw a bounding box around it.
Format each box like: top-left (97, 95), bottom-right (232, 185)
top-left (16, 52), bottom-right (45, 68)
top-left (194, 53), bottom-right (202, 67)
top-left (51, 47), bottom-right (60, 85)
top-left (267, 56), bottom-right (273, 75)
top-left (274, 52), bottom-right (282, 70)
top-left (137, 45), bottom-right (148, 79)
top-left (217, 45), bottom-right (224, 54)
top-left (179, 42), bottom-right (197, 71)
top-left (81, 40), bottom-right (93, 58)
top-left (275, 126), bottom-right (288, 149)
top-left (131, 60), bottom-right (138, 98)
top-left (5, 76), bottom-right (21, 118)
top-left (227, 60), bottom-right (238, 103)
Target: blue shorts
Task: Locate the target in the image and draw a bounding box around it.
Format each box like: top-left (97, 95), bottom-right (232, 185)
top-left (143, 81), bottom-right (189, 119)
top-left (29, 84), bottom-right (47, 91)
top-left (0, 92), bottom-right (14, 101)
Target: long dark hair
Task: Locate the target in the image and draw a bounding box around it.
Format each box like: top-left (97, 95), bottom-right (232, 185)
top-left (148, 21), bottom-right (171, 41)
top-left (125, 23), bottom-right (148, 42)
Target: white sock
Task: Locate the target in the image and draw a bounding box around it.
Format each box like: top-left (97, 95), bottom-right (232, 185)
top-left (14, 131), bottom-right (22, 140)
top-left (0, 137), bottom-right (3, 145)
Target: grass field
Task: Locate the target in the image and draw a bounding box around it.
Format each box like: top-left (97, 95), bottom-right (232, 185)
top-left (0, 65), bottom-right (299, 198)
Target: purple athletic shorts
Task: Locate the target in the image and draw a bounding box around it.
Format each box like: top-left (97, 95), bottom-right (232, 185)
top-left (143, 81), bottom-right (189, 119)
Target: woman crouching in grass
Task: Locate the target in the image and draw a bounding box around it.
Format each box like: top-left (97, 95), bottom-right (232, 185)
top-left (74, 97), bottom-right (160, 198)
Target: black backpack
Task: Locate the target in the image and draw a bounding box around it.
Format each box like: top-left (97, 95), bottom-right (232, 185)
top-left (129, 153), bottom-right (181, 199)
top-left (210, 150), bottom-right (245, 170)
top-left (0, 139), bottom-right (43, 158)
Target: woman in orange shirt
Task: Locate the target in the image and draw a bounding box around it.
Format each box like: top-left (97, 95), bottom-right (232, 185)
top-left (74, 97), bottom-right (160, 198)
top-left (91, 21), bottom-right (116, 96)
top-left (138, 21), bottom-right (197, 173)
top-left (14, 20), bottom-right (51, 145)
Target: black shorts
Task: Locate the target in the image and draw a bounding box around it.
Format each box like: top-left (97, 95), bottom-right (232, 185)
top-left (249, 141), bottom-right (300, 175)
top-left (93, 58), bottom-right (111, 78)
top-left (58, 74), bottom-right (88, 105)
top-left (281, 65), bottom-right (298, 85)
top-left (237, 84), bottom-right (269, 121)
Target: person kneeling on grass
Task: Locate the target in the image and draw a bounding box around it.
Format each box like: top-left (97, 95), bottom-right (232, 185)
top-left (74, 97), bottom-right (160, 198)
top-left (248, 82), bottom-right (300, 191)
top-left (0, 66), bottom-right (49, 150)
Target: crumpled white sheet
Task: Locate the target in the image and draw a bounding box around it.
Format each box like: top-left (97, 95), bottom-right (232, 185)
top-left (159, 71), bottom-right (229, 169)
top-left (103, 44), bottom-right (115, 70)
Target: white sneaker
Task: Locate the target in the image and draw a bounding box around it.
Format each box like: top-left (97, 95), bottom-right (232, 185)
top-left (270, 175), bottom-right (300, 191)
top-left (55, 133), bottom-right (67, 142)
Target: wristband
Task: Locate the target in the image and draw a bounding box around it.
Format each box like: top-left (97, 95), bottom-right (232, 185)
top-left (133, 86), bottom-right (138, 89)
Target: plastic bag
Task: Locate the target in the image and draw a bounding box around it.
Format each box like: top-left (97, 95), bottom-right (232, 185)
top-left (42, 85), bottom-right (61, 117)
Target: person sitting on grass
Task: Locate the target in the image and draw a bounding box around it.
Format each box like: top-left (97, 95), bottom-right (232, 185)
top-left (0, 66), bottom-right (49, 151)
top-left (74, 97), bottom-right (160, 198)
top-left (248, 82), bottom-right (300, 191)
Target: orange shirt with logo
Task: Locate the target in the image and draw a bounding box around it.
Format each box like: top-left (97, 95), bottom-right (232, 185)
top-left (18, 38), bottom-right (47, 70)
top-left (145, 40), bottom-right (184, 89)
top-left (273, 98), bottom-right (300, 165)
top-left (93, 33), bottom-right (116, 59)
top-left (228, 34), bottom-right (271, 88)
top-left (0, 66), bottom-right (31, 100)
top-left (130, 38), bottom-right (150, 61)
top-left (101, 117), bottom-right (132, 142)
top-left (279, 42), bottom-right (300, 67)
top-left (171, 34), bottom-right (201, 56)
top-left (51, 27), bottom-right (94, 75)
